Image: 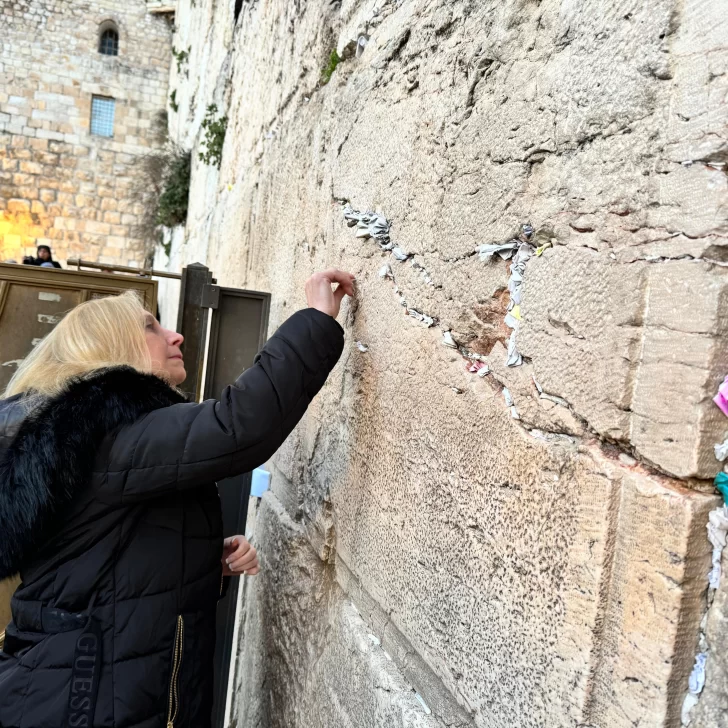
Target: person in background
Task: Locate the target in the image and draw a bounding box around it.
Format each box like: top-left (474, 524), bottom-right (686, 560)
top-left (22, 244), bottom-right (62, 268)
top-left (0, 269), bottom-right (353, 728)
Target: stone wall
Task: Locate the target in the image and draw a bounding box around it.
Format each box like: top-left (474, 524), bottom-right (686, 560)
top-left (161, 0), bottom-right (728, 725)
top-left (0, 0), bottom-right (173, 266)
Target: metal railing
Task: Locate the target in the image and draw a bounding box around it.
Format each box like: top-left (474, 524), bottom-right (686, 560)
top-left (66, 258), bottom-right (182, 280)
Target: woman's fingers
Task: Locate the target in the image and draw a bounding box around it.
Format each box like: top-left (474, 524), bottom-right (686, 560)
top-left (322, 269), bottom-right (356, 297)
top-left (223, 536), bottom-right (243, 553)
top-left (221, 535), bottom-right (259, 575)
top-left (333, 284), bottom-right (347, 308)
top-left (305, 269), bottom-right (355, 318)
top-left (323, 269), bottom-right (356, 296)
top-left (232, 549), bottom-right (256, 568)
top-left (229, 547), bottom-right (258, 573)
top-left (226, 540), bottom-right (251, 564)
top-left (224, 536), bottom-right (249, 560)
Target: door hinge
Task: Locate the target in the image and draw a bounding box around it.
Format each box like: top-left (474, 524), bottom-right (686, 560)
top-left (201, 283), bottom-right (220, 309)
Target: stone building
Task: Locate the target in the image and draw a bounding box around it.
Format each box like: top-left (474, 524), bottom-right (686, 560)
top-left (158, 0), bottom-right (728, 726)
top-left (0, 0), bottom-right (175, 266)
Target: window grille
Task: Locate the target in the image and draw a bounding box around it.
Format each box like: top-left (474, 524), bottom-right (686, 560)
top-left (99, 28), bottom-right (119, 56)
top-left (90, 96), bottom-right (115, 137)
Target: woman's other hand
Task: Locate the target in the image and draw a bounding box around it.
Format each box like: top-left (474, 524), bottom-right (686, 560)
top-left (305, 269), bottom-right (355, 319)
top-left (222, 535), bottom-right (259, 576)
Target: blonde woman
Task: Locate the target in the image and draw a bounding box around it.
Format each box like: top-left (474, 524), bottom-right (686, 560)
top-left (0, 269), bottom-right (354, 728)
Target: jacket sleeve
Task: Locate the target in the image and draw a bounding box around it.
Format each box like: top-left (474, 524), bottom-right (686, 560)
top-left (106, 308), bottom-right (344, 502)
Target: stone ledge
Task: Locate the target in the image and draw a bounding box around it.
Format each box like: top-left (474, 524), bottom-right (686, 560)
top-left (336, 555), bottom-right (475, 728)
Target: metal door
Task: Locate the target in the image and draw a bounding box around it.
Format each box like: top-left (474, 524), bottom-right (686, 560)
top-left (176, 266), bottom-right (270, 727)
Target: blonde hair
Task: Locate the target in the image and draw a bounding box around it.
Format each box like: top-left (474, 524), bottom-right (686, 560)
top-left (4, 291), bottom-right (154, 398)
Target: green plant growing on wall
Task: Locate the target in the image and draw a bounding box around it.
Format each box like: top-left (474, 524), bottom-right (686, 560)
top-left (321, 49), bottom-right (341, 84)
top-left (156, 151), bottom-right (191, 229)
top-left (158, 230), bottom-right (172, 258)
top-left (132, 111), bottom-right (191, 262)
top-left (198, 104), bottom-right (228, 168)
top-left (169, 89), bottom-right (179, 113)
top-left (172, 46), bottom-right (191, 75)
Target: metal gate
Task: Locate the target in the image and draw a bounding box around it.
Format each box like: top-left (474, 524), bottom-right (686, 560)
top-left (0, 261), bottom-right (271, 728)
top-left (175, 263), bottom-right (270, 727)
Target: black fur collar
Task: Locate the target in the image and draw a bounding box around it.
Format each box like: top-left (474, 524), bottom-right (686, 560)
top-left (0, 367), bottom-right (186, 579)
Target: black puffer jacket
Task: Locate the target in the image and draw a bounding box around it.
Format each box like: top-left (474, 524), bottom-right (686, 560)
top-left (0, 308), bottom-right (344, 728)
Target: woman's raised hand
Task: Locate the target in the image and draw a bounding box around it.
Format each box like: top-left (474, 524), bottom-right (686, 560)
top-left (305, 269), bottom-right (356, 319)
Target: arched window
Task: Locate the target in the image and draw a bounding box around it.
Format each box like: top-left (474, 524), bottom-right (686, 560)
top-left (99, 25), bottom-right (119, 56)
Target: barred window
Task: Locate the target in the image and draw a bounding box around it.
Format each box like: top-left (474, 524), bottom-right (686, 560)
top-left (90, 96), bottom-right (115, 137)
top-left (99, 27), bottom-right (119, 56)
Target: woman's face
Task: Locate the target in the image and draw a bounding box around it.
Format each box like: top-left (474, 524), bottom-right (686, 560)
top-left (145, 313), bottom-right (186, 385)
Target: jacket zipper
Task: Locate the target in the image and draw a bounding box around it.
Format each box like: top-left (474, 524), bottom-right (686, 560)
top-left (167, 615), bottom-right (185, 728)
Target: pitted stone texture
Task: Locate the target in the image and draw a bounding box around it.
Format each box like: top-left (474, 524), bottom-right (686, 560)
top-left (518, 247), bottom-right (647, 441)
top-left (630, 262), bottom-right (728, 478)
top-left (521, 253), bottom-right (728, 478)
top-left (578, 470), bottom-right (717, 727)
top-left (264, 292), bottom-right (716, 726)
top-left (335, 557), bottom-right (474, 727)
top-left (229, 494), bottom-right (447, 728)
top-left (300, 323), bottom-right (716, 726)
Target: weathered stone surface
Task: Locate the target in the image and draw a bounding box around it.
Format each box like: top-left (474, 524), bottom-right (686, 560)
top-left (519, 247), bottom-right (647, 441)
top-left (631, 262), bottom-right (728, 479)
top-left (690, 545), bottom-right (728, 728)
top-left (229, 493), bottom-right (445, 728)
top-left (158, 0), bottom-right (728, 724)
top-left (306, 340), bottom-right (717, 726)
top-left (520, 255), bottom-right (728, 478)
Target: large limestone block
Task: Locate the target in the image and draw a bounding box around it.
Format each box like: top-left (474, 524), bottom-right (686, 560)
top-left (230, 494), bottom-right (446, 728)
top-left (630, 262), bottom-right (728, 478)
top-left (518, 246), bottom-right (647, 441)
top-left (520, 253), bottom-right (728, 478)
top-left (578, 468), bottom-right (717, 727)
top-left (664, 0), bottom-right (728, 164)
